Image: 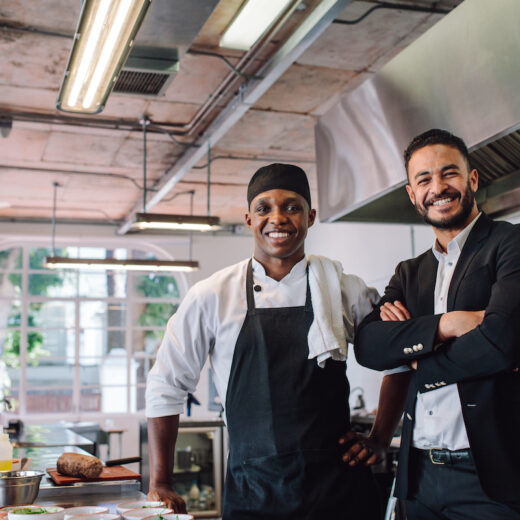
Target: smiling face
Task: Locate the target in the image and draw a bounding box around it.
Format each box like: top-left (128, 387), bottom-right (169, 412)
top-left (406, 144), bottom-right (479, 231)
top-left (245, 189), bottom-right (316, 272)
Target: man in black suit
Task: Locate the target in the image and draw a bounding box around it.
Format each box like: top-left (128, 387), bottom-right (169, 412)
top-left (349, 129), bottom-right (520, 518)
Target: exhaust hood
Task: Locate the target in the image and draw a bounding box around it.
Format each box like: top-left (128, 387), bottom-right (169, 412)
top-left (315, 0), bottom-right (520, 224)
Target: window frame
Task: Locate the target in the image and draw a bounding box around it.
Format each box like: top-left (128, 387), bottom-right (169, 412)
top-left (0, 239), bottom-right (187, 419)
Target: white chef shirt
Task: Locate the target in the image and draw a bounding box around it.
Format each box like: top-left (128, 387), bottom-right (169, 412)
top-left (146, 256), bottom-right (379, 419)
top-left (413, 212), bottom-right (481, 449)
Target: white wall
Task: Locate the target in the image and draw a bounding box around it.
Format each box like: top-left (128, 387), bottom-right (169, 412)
top-left (306, 220), bottom-right (434, 412)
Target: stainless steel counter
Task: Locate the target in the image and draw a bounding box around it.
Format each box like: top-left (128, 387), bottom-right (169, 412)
top-left (10, 425), bottom-right (94, 453)
top-left (14, 444), bottom-right (142, 506)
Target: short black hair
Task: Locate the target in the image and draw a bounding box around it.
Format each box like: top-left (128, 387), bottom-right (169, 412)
top-left (404, 129), bottom-right (470, 176)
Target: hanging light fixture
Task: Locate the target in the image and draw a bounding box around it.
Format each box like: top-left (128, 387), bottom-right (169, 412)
top-left (128, 117), bottom-right (221, 233)
top-left (56, 0), bottom-right (152, 114)
top-left (220, 0), bottom-right (294, 51)
top-left (44, 182), bottom-right (199, 272)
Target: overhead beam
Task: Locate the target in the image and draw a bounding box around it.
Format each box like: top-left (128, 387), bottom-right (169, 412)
top-left (117, 0), bottom-right (351, 234)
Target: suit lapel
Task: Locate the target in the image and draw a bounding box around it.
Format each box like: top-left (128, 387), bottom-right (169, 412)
top-left (417, 251), bottom-right (437, 316)
top-left (447, 213), bottom-right (493, 310)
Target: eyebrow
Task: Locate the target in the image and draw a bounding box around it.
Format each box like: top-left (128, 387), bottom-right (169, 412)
top-left (414, 163), bottom-right (461, 180)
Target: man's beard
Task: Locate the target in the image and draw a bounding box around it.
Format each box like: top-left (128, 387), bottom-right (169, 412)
top-left (416, 183), bottom-right (475, 230)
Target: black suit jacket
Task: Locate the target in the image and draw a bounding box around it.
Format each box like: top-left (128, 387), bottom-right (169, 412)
top-left (355, 213), bottom-right (520, 505)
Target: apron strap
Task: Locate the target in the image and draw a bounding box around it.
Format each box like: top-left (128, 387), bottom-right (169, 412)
top-left (246, 258), bottom-right (312, 312)
top-left (246, 259), bottom-right (255, 311)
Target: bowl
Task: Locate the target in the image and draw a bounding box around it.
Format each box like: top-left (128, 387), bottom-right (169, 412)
top-left (69, 515), bottom-right (118, 520)
top-left (143, 514), bottom-right (193, 520)
top-left (122, 509), bottom-right (172, 520)
top-left (63, 507), bottom-right (109, 520)
top-left (0, 471), bottom-right (45, 507)
top-left (7, 505), bottom-right (64, 520)
top-left (115, 503), bottom-right (164, 516)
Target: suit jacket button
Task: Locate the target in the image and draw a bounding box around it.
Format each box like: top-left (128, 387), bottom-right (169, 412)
top-left (417, 343), bottom-right (424, 350)
top-left (406, 413), bottom-right (413, 420)
top-left (403, 347), bottom-right (411, 354)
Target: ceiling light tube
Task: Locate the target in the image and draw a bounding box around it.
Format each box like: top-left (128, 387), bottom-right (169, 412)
top-left (44, 257), bottom-right (199, 272)
top-left (220, 0), bottom-right (294, 51)
top-left (56, 0), bottom-right (152, 114)
top-left (130, 213), bottom-right (221, 232)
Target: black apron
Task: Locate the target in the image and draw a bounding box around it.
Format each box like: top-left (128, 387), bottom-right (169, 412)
top-left (222, 260), bottom-right (380, 519)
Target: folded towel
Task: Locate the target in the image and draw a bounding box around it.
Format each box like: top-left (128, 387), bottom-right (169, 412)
top-left (307, 254), bottom-right (348, 367)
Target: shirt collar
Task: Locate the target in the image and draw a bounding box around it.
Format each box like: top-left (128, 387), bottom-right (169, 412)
top-left (432, 212), bottom-right (482, 261)
top-left (252, 256), bottom-right (307, 283)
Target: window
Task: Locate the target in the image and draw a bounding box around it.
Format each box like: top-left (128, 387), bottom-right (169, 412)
top-left (0, 245), bottom-right (184, 416)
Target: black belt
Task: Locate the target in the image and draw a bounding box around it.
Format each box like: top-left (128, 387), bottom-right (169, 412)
top-left (415, 447), bottom-right (473, 465)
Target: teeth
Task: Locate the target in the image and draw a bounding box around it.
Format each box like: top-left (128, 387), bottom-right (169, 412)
top-left (432, 198), bottom-right (453, 206)
top-left (269, 232), bottom-right (289, 238)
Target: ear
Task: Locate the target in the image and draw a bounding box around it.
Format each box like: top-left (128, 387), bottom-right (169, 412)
top-left (245, 211), bottom-right (252, 229)
top-left (405, 184), bottom-right (416, 206)
top-left (308, 208), bottom-right (316, 228)
top-left (469, 169), bottom-right (479, 192)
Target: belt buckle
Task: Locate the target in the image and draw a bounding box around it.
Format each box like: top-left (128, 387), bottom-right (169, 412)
top-left (429, 449), bottom-right (444, 465)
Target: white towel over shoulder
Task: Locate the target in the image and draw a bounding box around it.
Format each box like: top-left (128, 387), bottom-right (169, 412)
top-left (307, 254), bottom-right (378, 367)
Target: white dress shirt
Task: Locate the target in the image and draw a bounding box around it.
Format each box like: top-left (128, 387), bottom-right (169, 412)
top-left (146, 256), bottom-right (378, 419)
top-left (413, 213), bottom-right (481, 450)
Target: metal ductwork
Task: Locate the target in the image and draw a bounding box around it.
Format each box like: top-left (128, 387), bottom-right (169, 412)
top-left (315, 0), bottom-right (520, 224)
top-left (113, 0), bottom-right (218, 96)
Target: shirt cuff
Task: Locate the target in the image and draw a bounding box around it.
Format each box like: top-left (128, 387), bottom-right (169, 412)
top-left (384, 364), bottom-right (411, 375)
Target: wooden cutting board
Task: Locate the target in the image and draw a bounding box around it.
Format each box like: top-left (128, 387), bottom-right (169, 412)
top-left (47, 465), bottom-right (141, 485)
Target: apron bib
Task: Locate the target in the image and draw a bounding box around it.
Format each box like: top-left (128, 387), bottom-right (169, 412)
top-left (222, 260), bottom-right (380, 519)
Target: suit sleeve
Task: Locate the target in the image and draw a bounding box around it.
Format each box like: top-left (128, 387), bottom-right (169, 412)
top-left (354, 261), bottom-right (442, 371)
top-left (416, 225), bottom-right (520, 388)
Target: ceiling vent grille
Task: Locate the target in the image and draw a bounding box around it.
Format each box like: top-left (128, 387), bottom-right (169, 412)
top-left (114, 70), bottom-right (171, 95)
top-left (113, 46), bottom-right (179, 97)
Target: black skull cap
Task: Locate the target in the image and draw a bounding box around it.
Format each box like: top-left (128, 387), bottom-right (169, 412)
top-left (247, 163), bottom-right (311, 208)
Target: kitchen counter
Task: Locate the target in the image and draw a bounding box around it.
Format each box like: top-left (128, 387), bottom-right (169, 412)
top-left (10, 424), bottom-right (94, 453)
top-left (14, 444), bottom-right (142, 505)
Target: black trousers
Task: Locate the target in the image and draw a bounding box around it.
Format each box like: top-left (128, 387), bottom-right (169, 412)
top-left (405, 449), bottom-right (520, 520)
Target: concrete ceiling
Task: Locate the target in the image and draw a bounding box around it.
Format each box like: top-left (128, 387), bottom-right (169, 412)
top-left (0, 0), bottom-right (463, 230)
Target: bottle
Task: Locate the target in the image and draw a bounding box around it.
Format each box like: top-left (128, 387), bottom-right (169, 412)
top-left (0, 433), bottom-right (13, 471)
top-left (188, 481), bottom-right (200, 509)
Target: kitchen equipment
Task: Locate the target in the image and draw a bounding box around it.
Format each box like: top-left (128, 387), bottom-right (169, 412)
top-left (0, 471), bottom-right (45, 507)
top-left (104, 457), bottom-right (141, 467)
top-left (176, 449), bottom-right (192, 470)
top-left (46, 465), bottom-right (140, 486)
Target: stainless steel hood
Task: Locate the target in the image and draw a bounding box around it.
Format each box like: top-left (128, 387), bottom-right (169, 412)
top-left (315, 0), bottom-right (520, 224)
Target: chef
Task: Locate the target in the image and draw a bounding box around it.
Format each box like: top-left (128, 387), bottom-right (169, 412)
top-left (146, 163), bottom-right (381, 519)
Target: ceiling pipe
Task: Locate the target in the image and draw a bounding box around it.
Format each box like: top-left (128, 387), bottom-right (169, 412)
top-left (117, 0), bottom-right (352, 234)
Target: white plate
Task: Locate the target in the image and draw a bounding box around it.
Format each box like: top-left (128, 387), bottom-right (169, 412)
top-left (8, 506), bottom-right (64, 520)
top-left (142, 514), bottom-right (193, 520)
top-left (115, 503), bottom-right (164, 516)
top-left (68, 514), bottom-right (118, 520)
top-left (63, 508), bottom-right (109, 520)
top-left (122, 509), bottom-right (172, 520)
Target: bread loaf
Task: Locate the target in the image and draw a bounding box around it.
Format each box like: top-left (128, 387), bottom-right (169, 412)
top-left (57, 452), bottom-right (103, 479)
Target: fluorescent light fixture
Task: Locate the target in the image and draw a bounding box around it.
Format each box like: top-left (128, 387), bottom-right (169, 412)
top-left (130, 213), bottom-right (221, 232)
top-left (44, 257), bottom-right (199, 272)
top-left (56, 0), bottom-right (152, 114)
top-left (220, 0), bottom-right (293, 51)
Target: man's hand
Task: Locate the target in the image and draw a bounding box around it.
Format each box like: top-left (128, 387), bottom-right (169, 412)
top-left (437, 310), bottom-right (485, 342)
top-left (148, 483), bottom-right (187, 513)
top-left (339, 431), bottom-right (386, 467)
top-left (380, 301), bottom-right (411, 322)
